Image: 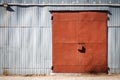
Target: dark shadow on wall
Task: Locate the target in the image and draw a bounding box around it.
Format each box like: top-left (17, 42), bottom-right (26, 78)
top-left (6, 6), bottom-right (15, 12)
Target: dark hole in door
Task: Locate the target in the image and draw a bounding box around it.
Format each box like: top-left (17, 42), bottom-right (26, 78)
top-left (78, 46), bottom-right (86, 53)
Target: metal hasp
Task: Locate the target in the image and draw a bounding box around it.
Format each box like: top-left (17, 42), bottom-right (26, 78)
top-left (52, 12), bottom-right (107, 73)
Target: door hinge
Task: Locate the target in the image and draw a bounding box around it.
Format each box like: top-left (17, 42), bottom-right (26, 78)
top-left (51, 66), bottom-right (54, 70)
top-left (51, 16), bottom-right (53, 20)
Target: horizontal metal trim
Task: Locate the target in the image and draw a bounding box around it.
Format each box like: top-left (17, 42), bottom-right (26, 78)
top-left (0, 68), bottom-right (50, 69)
top-left (0, 26), bottom-right (51, 28)
top-left (108, 26), bottom-right (120, 28)
top-left (0, 3), bottom-right (120, 7)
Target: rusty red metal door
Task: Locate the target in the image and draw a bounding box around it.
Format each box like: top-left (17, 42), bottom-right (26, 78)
top-left (52, 12), bottom-right (107, 73)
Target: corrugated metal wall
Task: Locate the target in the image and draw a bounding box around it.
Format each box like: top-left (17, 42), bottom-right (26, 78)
top-left (0, 6), bottom-right (52, 75)
top-left (0, 0), bottom-right (120, 75)
top-left (108, 7), bottom-right (120, 73)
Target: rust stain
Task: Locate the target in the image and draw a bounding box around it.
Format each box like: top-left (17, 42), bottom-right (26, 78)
top-left (3, 69), bottom-right (9, 76)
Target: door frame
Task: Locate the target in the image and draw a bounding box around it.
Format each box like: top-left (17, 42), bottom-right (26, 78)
top-left (51, 11), bottom-right (108, 73)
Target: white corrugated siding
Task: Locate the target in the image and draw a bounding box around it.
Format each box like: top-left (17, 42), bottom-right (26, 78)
top-left (0, 0), bottom-right (120, 75)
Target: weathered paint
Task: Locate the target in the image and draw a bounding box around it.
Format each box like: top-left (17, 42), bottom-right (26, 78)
top-left (0, 0), bottom-right (120, 75)
top-left (78, 12), bottom-right (107, 73)
top-left (52, 12), bottom-right (107, 73)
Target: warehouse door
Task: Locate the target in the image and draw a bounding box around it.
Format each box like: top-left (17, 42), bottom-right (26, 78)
top-left (52, 12), bottom-right (107, 73)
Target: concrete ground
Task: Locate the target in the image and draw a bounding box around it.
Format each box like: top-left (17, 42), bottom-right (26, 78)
top-left (0, 74), bottom-right (120, 80)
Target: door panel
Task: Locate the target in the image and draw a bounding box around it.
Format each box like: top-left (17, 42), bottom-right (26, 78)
top-left (52, 21), bottom-right (78, 43)
top-left (78, 21), bottom-right (107, 43)
top-left (52, 12), bottom-right (107, 73)
top-left (78, 12), bottom-right (107, 43)
top-left (53, 43), bottom-right (78, 65)
top-left (78, 12), bottom-right (107, 72)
